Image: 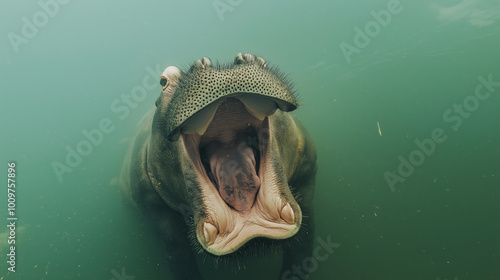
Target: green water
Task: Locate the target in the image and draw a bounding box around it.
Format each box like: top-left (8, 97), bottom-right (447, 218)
top-left (1, 0), bottom-right (499, 279)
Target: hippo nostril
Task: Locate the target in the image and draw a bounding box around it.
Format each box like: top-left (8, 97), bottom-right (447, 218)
top-left (193, 57), bottom-right (212, 70)
top-left (234, 53), bottom-right (246, 64)
top-left (234, 53), bottom-right (266, 68)
top-left (201, 57), bottom-right (212, 68)
top-left (203, 222), bottom-right (218, 246)
top-left (280, 203), bottom-right (295, 224)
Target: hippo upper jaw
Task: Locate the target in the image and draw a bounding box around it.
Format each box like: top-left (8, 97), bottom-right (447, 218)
top-left (159, 53), bottom-right (298, 141)
top-left (180, 97), bottom-right (302, 256)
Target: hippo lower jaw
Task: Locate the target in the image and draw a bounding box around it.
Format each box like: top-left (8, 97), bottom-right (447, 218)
top-left (180, 97), bottom-right (302, 256)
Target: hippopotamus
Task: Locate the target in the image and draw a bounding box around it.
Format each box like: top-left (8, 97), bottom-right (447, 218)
top-left (120, 53), bottom-right (317, 279)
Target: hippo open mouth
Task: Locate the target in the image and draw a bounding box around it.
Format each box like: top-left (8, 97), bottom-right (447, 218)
top-left (155, 54), bottom-right (304, 256)
top-left (180, 95), bottom-right (301, 256)
top-left (183, 96), bottom-right (264, 213)
top-left (199, 98), bottom-right (262, 213)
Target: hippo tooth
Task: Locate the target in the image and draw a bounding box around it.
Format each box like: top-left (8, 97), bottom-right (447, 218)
top-left (180, 100), bottom-right (221, 136)
top-left (203, 222), bottom-right (218, 246)
top-left (280, 203), bottom-right (295, 224)
top-left (237, 95), bottom-right (278, 121)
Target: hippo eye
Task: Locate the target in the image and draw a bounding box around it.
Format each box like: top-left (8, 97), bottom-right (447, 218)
top-left (160, 77), bottom-right (168, 88)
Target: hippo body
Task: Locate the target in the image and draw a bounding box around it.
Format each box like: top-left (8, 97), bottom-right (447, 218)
top-left (121, 54), bottom-right (317, 279)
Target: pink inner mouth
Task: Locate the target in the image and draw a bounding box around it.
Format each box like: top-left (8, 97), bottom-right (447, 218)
top-left (203, 134), bottom-right (261, 212)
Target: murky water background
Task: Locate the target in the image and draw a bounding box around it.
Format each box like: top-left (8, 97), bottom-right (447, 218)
top-left (1, 0), bottom-right (499, 279)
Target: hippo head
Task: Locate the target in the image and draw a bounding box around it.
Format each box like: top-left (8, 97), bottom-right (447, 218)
top-left (150, 53), bottom-right (303, 256)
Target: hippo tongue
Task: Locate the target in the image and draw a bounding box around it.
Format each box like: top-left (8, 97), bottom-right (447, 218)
top-left (205, 139), bottom-right (260, 212)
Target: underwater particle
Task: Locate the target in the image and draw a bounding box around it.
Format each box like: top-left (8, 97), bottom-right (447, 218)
top-left (377, 121), bottom-right (382, 136)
